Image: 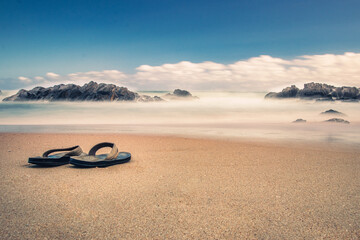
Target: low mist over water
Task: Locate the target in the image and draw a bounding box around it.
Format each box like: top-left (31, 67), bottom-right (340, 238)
top-left (1, 91), bottom-right (359, 145)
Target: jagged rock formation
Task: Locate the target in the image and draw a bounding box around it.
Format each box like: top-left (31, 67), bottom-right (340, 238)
top-left (164, 89), bottom-right (198, 100)
top-left (321, 109), bottom-right (345, 116)
top-left (2, 82), bottom-right (164, 102)
top-left (265, 82), bottom-right (360, 101)
top-left (324, 118), bottom-right (350, 124)
top-left (136, 95), bottom-right (164, 102)
top-left (292, 119), bottom-right (306, 123)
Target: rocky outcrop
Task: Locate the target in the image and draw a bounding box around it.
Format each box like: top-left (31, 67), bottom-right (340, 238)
top-left (164, 89), bottom-right (198, 100)
top-left (324, 118), bottom-right (350, 124)
top-left (267, 85), bottom-right (299, 98)
top-left (136, 95), bottom-right (164, 102)
top-left (321, 109), bottom-right (345, 116)
top-left (2, 82), bottom-right (163, 102)
top-left (292, 119), bottom-right (306, 123)
top-left (265, 82), bottom-right (360, 101)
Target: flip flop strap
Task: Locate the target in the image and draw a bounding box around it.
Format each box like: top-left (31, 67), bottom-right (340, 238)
top-left (89, 142), bottom-right (118, 160)
top-left (43, 145), bottom-right (83, 157)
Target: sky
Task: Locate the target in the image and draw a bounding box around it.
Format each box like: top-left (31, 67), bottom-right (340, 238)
top-left (1, 0), bottom-right (360, 91)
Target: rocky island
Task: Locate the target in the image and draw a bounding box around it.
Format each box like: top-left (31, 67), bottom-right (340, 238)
top-left (2, 82), bottom-right (165, 102)
top-left (265, 82), bottom-right (360, 102)
top-left (324, 118), bottom-right (350, 124)
top-left (2, 82), bottom-right (199, 102)
top-left (3, 82), bottom-right (147, 102)
top-left (292, 119), bottom-right (306, 123)
top-left (163, 89), bottom-right (199, 100)
top-left (321, 109), bottom-right (345, 116)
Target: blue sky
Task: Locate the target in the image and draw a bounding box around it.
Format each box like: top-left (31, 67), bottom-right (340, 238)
top-left (1, 0), bottom-right (360, 90)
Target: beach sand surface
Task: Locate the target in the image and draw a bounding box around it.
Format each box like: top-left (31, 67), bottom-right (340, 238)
top-left (0, 133), bottom-right (359, 239)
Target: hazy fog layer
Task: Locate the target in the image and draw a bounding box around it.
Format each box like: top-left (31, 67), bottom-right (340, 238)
top-left (1, 92), bottom-right (359, 145)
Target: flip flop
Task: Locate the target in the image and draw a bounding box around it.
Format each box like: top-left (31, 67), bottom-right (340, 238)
top-left (69, 142), bottom-right (131, 167)
top-left (28, 145), bottom-right (84, 166)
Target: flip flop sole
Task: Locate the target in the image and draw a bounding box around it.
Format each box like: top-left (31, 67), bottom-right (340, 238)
top-left (28, 156), bottom-right (70, 166)
top-left (70, 153), bottom-right (131, 168)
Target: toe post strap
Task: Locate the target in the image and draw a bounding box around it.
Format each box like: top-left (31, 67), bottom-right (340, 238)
top-left (89, 142), bottom-right (119, 160)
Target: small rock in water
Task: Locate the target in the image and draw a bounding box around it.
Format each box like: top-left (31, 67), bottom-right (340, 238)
top-left (324, 118), bottom-right (350, 124)
top-left (164, 89), bottom-right (198, 100)
top-left (321, 109), bottom-right (345, 116)
top-left (292, 119), bottom-right (306, 123)
top-left (173, 89), bottom-right (192, 97)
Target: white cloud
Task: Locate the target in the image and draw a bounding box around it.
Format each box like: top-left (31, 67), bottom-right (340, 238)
top-left (34, 76), bottom-right (45, 81)
top-left (13, 52), bottom-right (360, 91)
top-left (18, 76), bottom-right (32, 83)
top-left (134, 52), bottom-right (360, 91)
top-left (18, 70), bottom-right (130, 89)
top-left (46, 72), bottom-right (60, 79)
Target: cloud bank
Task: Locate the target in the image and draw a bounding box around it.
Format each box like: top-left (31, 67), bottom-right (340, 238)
top-left (6, 52), bottom-right (360, 91)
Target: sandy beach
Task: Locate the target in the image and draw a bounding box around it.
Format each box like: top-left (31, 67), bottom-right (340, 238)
top-left (0, 133), bottom-right (359, 239)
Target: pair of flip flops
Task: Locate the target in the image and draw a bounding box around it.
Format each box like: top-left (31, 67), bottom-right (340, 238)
top-left (28, 142), bottom-right (131, 167)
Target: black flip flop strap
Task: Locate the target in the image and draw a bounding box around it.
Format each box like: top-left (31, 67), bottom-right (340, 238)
top-left (89, 142), bottom-right (118, 160)
top-left (43, 145), bottom-right (83, 157)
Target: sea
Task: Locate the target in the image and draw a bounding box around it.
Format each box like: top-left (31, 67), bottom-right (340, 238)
top-left (1, 90), bottom-right (359, 147)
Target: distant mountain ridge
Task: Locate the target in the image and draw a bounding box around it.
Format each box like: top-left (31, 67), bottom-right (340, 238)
top-left (265, 82), bottom-right (360, 102)
top-left (3, 81), bottom-right (164, 102)
top-left (2, 82), bottom-right (199, 102)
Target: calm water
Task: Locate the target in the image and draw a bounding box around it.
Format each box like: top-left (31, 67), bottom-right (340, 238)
top-left (1, 91), bottom-right (359, 146)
